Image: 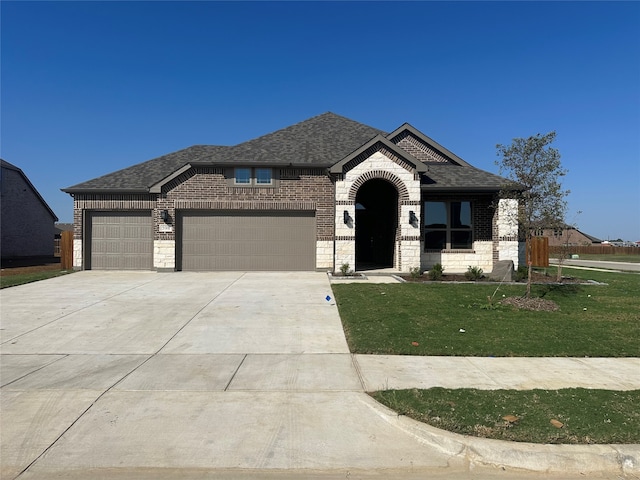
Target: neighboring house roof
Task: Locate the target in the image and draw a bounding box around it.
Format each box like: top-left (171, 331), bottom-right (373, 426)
top-left (62, 112), bottom-right (509, 194)
top-left (54, 223), bottom-right (74, 234)
top-left (562, 226), bottom-right (602, 244)
top-left (1, 159), bottom-right (59, 221)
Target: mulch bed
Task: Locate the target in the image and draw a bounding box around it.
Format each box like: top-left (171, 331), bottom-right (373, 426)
top-left (400, 272), bottom-right (585, 284)
top-left (399, 271), bottom-right (591, 311)
top-left (499, 296), bottom-right (560, 311)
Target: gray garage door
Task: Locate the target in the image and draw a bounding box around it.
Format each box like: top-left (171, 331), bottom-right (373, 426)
top-left (88, 212), bottom-right (153, 270)
top-left (179, 211), bottom-right (316, 271)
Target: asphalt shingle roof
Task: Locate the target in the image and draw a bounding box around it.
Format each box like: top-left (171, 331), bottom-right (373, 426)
top-left (63, 113), bottom-right (383, 193)
top-left (62, 112), bottom-right (510, 194)
top-left (421, 164), bottom-right (509, 192)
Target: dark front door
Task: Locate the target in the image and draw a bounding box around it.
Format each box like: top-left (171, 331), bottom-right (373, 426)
top-left (355, 179), bottom-right (398, 269)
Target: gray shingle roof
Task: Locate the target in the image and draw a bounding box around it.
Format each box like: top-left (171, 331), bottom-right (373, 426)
top-left (63, 145), bottom-right (229, 193)
top-left (421, 164), bottom-right (509, 192)
top-left (63, 113), bottom-right (383, 193)
top-left (62, 112), bottom-right (510, 194)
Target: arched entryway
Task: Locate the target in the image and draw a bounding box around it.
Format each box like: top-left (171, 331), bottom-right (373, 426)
top-left (355, 179), bottom-right (398, 270)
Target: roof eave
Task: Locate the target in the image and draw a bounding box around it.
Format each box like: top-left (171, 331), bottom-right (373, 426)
top-left (61, 187), bottom-right (151, 195)
top-left (420, 186), bottom-right (502, 193)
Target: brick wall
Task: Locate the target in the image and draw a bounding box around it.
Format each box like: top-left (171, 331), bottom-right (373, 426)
top-left (162, 166), bottom-right (334, 240)
top-left (1, 167), bottom-right (56, 257)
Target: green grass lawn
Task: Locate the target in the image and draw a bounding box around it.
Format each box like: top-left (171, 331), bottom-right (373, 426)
top-left (332, 268), bottom-right (640, 357)
top-left (372, 388), bottom-right (640, 444)
top-left (334, 268), bottom-right (640, 443)
top-left (562, 253), bottom-right (640, 263)
top-left (0, 270), bottom-right (73, 289)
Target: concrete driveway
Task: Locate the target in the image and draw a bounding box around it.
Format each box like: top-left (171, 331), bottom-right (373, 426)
top-left (0, 271), bottom-right (457, 479)
top-left (2, 271), bottom-right (638, 479)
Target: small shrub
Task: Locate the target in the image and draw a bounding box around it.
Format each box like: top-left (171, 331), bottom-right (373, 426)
top-left (339, 263), bottom-right (352, 276)
top-left (514, 265), bottom-right (528, 282)
top-left (428, 263), bottom-right (444, 281)
top-left (464, 266), bottom-right (484, 281)
top-left (409, 266), bottom-right (421, 279)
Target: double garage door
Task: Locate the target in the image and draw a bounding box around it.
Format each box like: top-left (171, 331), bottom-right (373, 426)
top-left (179, 211), bottom-right (316, 271)
top-left (87, 210), bottom-right (316, 271)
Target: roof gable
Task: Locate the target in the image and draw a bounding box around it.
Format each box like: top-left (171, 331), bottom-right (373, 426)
top-left (1, 159), bottom-right (59, 221)
top-left (387, 124), bottom-right (471, 167)
top-left (329, 135), bottom-right (427, 174)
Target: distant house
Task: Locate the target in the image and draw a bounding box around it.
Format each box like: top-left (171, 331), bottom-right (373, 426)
top-left (63, 113), bottom-right (522, 273)
top-left (539, 226), bottom-right (602, 247)
top-left (1, 159), bottom-right (59, 258)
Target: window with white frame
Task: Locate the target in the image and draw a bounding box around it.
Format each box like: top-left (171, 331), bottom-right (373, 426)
top-left (234, 167), bottom-right (272, 186)
top-left (424, 200), bottom-right (473, 250)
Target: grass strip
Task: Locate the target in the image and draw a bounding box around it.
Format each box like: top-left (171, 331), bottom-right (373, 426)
top-left (0, 270), bottom-right (74, 289)
top-left (560, 254), bottom-right (640, 263)
top-left (372, 388), bottom-right (640, 444)
top-left (332, 268), bottom-right (640, 357)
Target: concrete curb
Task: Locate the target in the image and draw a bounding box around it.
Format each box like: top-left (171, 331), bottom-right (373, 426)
top-left (359, 393), bottom-right (640, 477)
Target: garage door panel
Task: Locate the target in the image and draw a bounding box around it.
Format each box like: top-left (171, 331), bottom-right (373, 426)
top-left (89, 212), bottom-right (153, 270)
top-left (181, 211), bottom-right (315, 271)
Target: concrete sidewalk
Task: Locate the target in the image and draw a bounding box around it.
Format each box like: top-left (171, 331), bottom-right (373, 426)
top-left (1, 271), bottom-right (639, 479)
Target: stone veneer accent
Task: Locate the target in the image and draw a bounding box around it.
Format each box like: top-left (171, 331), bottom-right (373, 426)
top-left (73, 238), bottom-right (83, 269)
top-left (316, 240), bottom-right (334, 271)
top-left (423, 241), bottom-right (494, 274)
top-left (334, 150), bottom-right (421, 273)
top-left (154, 240), bottom-right (175, 270)
top-left (496, 198), bottom-right (520, 269)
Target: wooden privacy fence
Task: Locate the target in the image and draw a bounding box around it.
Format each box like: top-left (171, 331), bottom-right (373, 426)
top-left (527, 236), bottom-right (549, 267)
top-left (60, 231), bottom-right (73, 270)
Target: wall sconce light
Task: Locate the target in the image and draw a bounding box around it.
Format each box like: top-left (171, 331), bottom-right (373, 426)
top-left (409, 210), bottom-right (418, 224)
top-left (160, 210), bottom-right (169, 222)
top-left (343, 210), bottom-right (350, 224)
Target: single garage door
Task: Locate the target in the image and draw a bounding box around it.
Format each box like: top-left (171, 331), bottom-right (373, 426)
top-left (179, 210), bottom-right (316, 271)
top-left (88, 212), bottom-right (153, 270)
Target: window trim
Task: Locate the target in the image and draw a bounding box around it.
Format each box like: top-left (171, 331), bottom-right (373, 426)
top-left (254, 167), bottom-right (273, 185)
top-left (424, 200), bottom-right (473, 251)
top-left (232, 167), bottom-right (274, 187)
top-left (234, 167), bottom-right (252, 185)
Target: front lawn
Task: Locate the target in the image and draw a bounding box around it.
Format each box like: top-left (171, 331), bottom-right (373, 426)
top-left (372, 387), bottom-right (640, 444)
top-left (332, 268), bottom-right (640, 357)
top-left (563, 253), bottom-right (640, 263)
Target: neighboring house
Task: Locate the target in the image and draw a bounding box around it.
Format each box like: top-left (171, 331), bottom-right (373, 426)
top-left (1, 159), bottom-right (59, 258)
top-left (538, 226), bottom-right (602, 247)
top-left (62, 112), bottom-right (521, 273)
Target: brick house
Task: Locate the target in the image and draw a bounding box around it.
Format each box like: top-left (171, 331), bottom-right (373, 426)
top-left (539, 226), bottom-right (602, 247)
top-left (1, 159), bottom-right (59, 258)
top-left (63, 113), bottom-right (521, 273)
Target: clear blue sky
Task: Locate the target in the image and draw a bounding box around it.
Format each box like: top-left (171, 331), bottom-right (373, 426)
top-left (2, 1), bottom-right (639, 241)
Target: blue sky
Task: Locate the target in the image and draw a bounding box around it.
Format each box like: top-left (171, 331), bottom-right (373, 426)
top-left (2, 1), bottom-right (639, 241)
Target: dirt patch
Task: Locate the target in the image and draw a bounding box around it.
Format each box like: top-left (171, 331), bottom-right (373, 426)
top-left (499, 296), bottom-right (560, 311)
top-left (0, 264), bottom-right (63, 277)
